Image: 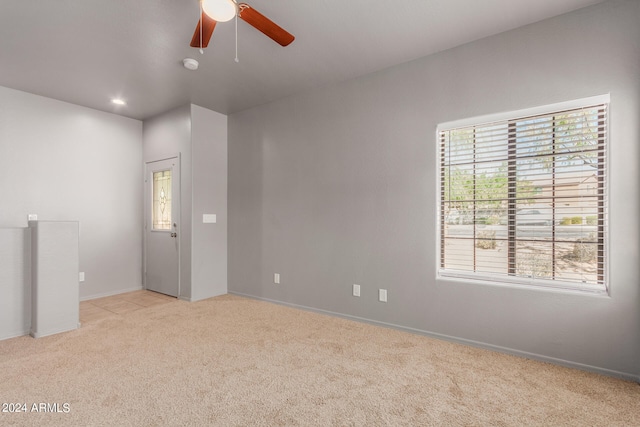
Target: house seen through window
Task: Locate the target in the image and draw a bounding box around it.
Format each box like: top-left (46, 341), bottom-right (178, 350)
top-left (438, 96), bottom-right (608, 292)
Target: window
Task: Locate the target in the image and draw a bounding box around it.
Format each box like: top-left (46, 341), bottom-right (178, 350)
top-left (152, 170), bottom-right (172, 230)
top-left (438, 96), bottom-right (608, 293)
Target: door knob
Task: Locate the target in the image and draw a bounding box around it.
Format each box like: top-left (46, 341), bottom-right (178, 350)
top-left (171, 232), bottom-right (177, 237)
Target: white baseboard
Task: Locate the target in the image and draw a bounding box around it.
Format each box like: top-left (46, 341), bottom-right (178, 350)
top-left (0, 328), bottom-right (31, 341)
top-left (80, 286), bottom-right (144, 301)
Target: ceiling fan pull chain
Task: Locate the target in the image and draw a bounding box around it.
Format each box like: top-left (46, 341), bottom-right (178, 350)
top-left (199, 0), bottom-right (204, 54)
top-left (234, 12), bottom-right (239, 62)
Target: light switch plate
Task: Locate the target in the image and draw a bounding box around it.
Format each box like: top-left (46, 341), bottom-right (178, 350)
top-left (203, 214), bottom-right (217, 223)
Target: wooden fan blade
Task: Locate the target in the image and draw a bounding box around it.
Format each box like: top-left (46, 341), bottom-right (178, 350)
top-left (190, 12), bottom-right (217, 48)
top-left (238, 3), bottom-right (295, 47)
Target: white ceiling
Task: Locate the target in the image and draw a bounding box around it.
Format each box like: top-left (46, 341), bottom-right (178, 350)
top-left (0, 0), bottom-right (607, 120)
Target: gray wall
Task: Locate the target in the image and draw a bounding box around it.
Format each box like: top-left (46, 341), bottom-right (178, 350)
top-left (143, 104), bottom-right (228, 301)
top-left (191, 105), bottom-right (228, 301)
top-left (0, 86), bottom-right (143, 300)
top-left (0, 228), bottom-right (30, 339)
top-left (228, 0), bottom-right (640, 380)
top-left (30, 221), bottom-right (79, 338)
top-left (143, 105), bottom-right (193, 299)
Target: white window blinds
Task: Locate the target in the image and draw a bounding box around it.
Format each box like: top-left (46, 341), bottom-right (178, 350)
top-left (438, 100), bottom-right (608, 292)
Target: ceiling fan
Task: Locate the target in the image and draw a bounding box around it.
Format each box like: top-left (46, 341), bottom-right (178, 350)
top-left (190, 0), bottom-right (295, 49)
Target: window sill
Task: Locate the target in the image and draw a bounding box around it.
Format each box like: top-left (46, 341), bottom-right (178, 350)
top-left (437, 270), bottom-right (610, 297)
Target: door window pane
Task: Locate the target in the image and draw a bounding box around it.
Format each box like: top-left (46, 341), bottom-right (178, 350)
top-left (153, 170), bottom-right (172, 230)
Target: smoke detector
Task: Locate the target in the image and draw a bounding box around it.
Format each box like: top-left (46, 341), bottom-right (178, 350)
top-left (183, 58), bottom-right (199, 71)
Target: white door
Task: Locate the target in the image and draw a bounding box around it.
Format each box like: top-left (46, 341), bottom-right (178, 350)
top-left (144, 157), bottom-right (180, 297)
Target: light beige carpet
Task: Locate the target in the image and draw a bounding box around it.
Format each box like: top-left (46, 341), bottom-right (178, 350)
top-left (1, 294), bottom-right (638, 426)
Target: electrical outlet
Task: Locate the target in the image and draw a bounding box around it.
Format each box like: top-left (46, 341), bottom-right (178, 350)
top-left (379, 289), bottom-right (387, 302)
top-left (79, 272), bottom-right (85, 282)
top-left (274, 273), bottom-right (280, 284)
top-left (353, 284), bottom-right (361, 297)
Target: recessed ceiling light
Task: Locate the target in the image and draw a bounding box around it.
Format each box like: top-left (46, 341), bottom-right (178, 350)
top-left (111, 98), bottom-right (126, 106)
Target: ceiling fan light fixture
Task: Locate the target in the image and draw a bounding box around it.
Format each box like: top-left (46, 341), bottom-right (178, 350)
top-left (201, 0), bottom-right (237, 22)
